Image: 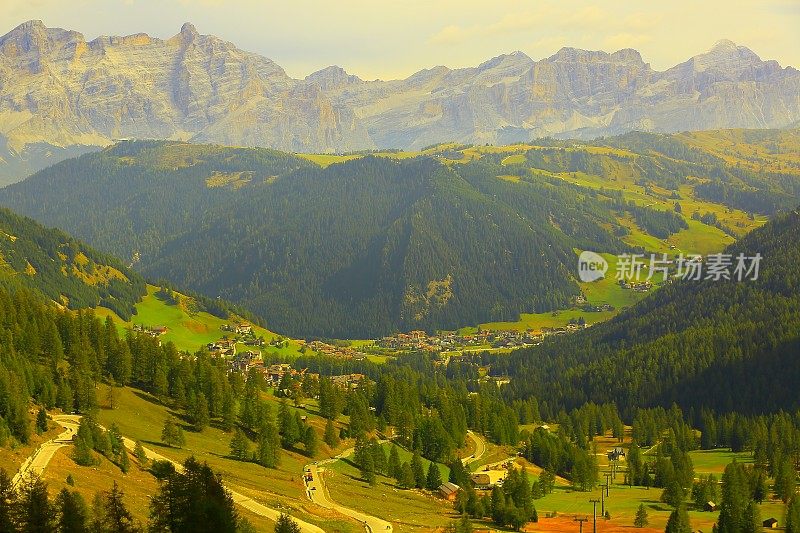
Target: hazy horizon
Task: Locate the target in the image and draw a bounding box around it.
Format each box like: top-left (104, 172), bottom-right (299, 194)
top-left (3, 0), bottom-right (798, 80)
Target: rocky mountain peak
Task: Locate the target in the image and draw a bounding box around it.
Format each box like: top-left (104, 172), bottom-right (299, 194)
top-left (676, 39), bottom-right (767, 77)
top-left (180, 22), bottom-right (199, 37)
top-left (305, 65), bottom-right (362, 90)
top-left (477, 51), bottom-right (534, 71)
top-left (710, 39), bottom-right (738, 52)
top-left (547, 46), bottom-right (645, 66)
top-left (1, 19), bottom-right (50, 52)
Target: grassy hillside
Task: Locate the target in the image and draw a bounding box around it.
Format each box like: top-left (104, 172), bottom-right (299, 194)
top-left (96, 386), bottom-right (361, 533)
top-left (98, 284), bottom-right (305, 355)
top-left (0, 207), bottom-right (145, 319)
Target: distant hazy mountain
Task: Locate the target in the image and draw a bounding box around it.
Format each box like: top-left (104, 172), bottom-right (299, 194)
top-left (0, 20), bottom-right (798, 183)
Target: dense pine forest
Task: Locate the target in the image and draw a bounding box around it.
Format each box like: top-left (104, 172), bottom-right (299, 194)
top-left (4, 130), bottom-right (796, 337)
top-left (494, 208), bottom-right (800, 416)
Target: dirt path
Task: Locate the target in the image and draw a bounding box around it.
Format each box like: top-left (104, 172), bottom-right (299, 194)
top-left (304, 445), bottom-right (392, 533)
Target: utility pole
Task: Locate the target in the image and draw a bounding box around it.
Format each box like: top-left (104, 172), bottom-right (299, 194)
top-left (601, 490), bottom-right (606, 516)
top-left (590, 498), bottom-right (600, 533)
top-left (604, 472), bottom-right (612, 497)
top-left (574, 516), bottom-right (589, 533)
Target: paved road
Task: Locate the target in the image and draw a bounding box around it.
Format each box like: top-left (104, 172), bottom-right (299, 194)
top-left (11, 417), bottom-right (79, 490)
top-left (50, 415), bottom-right (325, 533)
top-left (304, 446), bottom-right (392, 533)
top-left (462, 430), bottom-right (486, 467)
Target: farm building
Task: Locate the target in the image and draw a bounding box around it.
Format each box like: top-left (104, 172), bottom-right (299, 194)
top-left (471, 469), bottom-right (507, 488)
top-left (438, 482), bottom-right (460, 501)
top-left (704, 501), bottom-right (718, 512)
top-left (763, 518), bottom-right (778, 529)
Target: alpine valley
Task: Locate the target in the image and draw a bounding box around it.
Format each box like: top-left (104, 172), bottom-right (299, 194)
top-left (0, 12), bottom-right (799, 533)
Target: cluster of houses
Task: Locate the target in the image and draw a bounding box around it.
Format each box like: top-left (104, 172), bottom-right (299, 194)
top-left (132, 324), bottom-right (168, 338)
top-left (618, 279), bottom-right (653, 292)
top-left (207, 339), bottom-right (237, 356)
top-left (305, 340), bottom-right (368, 361)
top-left (221, 322), bottom-right (254, 335)
top-left (225, 352), bottom-right (367, 391)
top-left (377, 329), bottom-right (552, 353)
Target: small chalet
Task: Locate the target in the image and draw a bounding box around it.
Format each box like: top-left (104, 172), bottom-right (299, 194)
top-left (763, 518), bottom-right (778, 529)
top-left (438, 482), bottom-right (460, 501)
top-left (704, 501), bottom-right (718, 512)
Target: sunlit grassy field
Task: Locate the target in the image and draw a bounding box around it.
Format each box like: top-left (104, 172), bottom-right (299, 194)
top-left (96, 387), bottom-right (360, 533)
top-left (97, 285), bottom-right (305, 356)
top-left (326, 458), bottom-right (458, 533)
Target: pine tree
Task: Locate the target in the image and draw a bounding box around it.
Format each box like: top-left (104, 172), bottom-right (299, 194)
top-left (72, 432), bottom-right (96, 466)
top-left (456, 513), bottom-right (473, 533)
top-left (95, 481), bottom-right (137, 533)
top-left (193, 392), bottom-right (210, 431)
top-left (361, 449), bottom-right (376, 486)
top-left (109, 423), bottom-right (123, 457)
top-left (161, 418), bottom-right (185, 448)
top-left (119, 446), bottom-right (130, 474)
top-left (662, 478), bottom-right (685, 508)
top-left (744, 501), bottom-right (762, 533)
top-left (257, 423), bottom-right (281, 468)
top-left (634, 503), bottom-right (648, 528)
top-left (426, 462), bottom-right (443, 490)
top-left (627, 443), bottom-right (643, 485)
top-left (388, 446), bottom-right (401, 479)
top-left (490, 485), bottom-right (506, 525)
top-left (776, 457), bottom-right (797, 503)
top-left (718, 462), bottom-right (750, 533)
top-left (133, 441), bottom-right (148, 467)
top-left (0, 469), bottom-right (15, 533)
top-left (411, 453), bottom-right (426, 489)
top-left (149, 457), bottom-right (238, 533)
top-left (665, 504), bottom-right (691, 533)
top-left (56, 488), bottom-right (89, 533)
top-left (323, 418), bottom-right (339, 448)
top-left (787, 496), bottom-right (800, 533)
top-left (275, 512), bottom-right (301, 533)
top-left (303, 426), bottom-right (318, 458)
top-left (279, 400), bottom-right (299, 448)
top-left (230, 428), bottom-right (251, 461)
top-left (371, 440), bottom-right (386, 475)
top-left (221, 393), bottom-right (236, 433)
top-left (539, 469), bottom-right (555, 495)
top-left (15, 474), bottom-right (54, 532)
top-left (35, 407), bottom-right (48, 434)
top-left (398, 462), bottom-right (415, 489)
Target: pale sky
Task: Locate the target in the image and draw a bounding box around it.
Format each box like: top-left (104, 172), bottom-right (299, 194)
top-left (2, 0), bottom-right (799, 80)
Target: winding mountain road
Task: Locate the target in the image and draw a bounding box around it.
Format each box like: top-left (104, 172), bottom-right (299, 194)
top-left (11, 417), bottom-right (79, 489)
top-left (45, 415), bottom-right (325, 533)
top-left (462, 430), bottom-right (486, 467)
top-left (304, 446), bottom-right (392, 533)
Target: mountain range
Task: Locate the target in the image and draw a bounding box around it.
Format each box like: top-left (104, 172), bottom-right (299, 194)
top-left (0, 20), bottom-right (798, 184)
